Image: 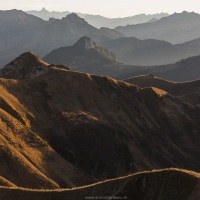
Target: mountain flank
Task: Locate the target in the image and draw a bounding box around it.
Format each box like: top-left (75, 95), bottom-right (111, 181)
top-left (0, 53), bottom-right (200, 190)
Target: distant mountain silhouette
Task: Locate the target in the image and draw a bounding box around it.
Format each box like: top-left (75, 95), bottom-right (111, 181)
top-left (177, 37), bottom-right (200, 57)
top-left (119, 55), bottom-right (200, 81)
top-left (150, 55), bottom-right (200, 82)
top-left (0, 10), bottom-right (124, 67)
top-left (99, 36), bottom-right (200, 66)
top-left (99, 37), bottom-right (185, 65)
top-left (27, 8), bottom-right (169, 28)
top-left (27, 7), bottom-right (70, 21)
top-left (116, 11), bottom-right (200, 44)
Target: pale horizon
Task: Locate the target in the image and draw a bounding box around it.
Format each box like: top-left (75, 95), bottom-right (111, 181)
top-left (1, 0), bottom-right (200, 18)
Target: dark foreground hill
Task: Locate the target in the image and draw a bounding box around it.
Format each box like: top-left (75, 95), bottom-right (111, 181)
top-left (0, 169), bottom-right (200, 200)
top-left (1, 53), bottom-right (200, 190)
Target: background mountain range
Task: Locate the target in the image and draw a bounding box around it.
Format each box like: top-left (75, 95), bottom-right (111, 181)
top-left (27, 8), bottom-right (169, 28)
top-left (116, 11), bottom-right (200, 44)
top-left (2, 10), bottom-right (200, 69)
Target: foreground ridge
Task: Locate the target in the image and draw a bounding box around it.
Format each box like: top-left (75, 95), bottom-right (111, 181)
top-left (0, 168), bottom-right (200, 200)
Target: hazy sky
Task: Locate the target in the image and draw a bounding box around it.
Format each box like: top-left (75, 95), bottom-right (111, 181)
top-left (1, 0), bottom-right (200, 17)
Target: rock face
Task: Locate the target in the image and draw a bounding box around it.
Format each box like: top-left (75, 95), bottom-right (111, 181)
top-left (43, 37), bottom-right (118, 68)
top-left (0, 52), bottom-right (49, 79)
top-left (0, 52), bottom-right (70, 80)
top-left (0, 169), bottom-right (200, 200)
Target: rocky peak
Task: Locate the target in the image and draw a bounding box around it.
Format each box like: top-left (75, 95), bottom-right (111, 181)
top-left (62, 13), bottom-right (87, 24)
top-left (73, 37), bottom-right (97, 49)
top-left (41, 7), bottom-right (48, 13)
top-left (0, 52), bottom-right (49, 80)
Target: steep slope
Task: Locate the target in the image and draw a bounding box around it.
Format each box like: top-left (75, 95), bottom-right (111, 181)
top-left (0, 169), bottom-right (200, 200)
top-left (125, 75), bottom-right (200, 96)
top-left (43, 37), bottom-right (146, 77)
top-left (1, 54), bottom-right (200, 184)
top-left (0, 9), bottom-right (46, 50)
top-left (1, 54), bottom-right (200, 190)
top-left (0, 55), bottom-right (94, 190)
top-left (0, 9), bottom-right (46, 66)
top-left (116, 11), bottom-right (200, 44)
top-left (99, 37), bottom-right (185, 65)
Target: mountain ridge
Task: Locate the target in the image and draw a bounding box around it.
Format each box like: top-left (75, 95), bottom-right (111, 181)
top-left (116, 11), bottom-right (200, 44)
top-left (26, 8), bottom-right (169, 28)
top-left (0, 169), bottom-right (200, 200)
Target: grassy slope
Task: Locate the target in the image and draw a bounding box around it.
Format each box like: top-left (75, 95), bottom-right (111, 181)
top-left (0, 169), bottom-right (200, 200)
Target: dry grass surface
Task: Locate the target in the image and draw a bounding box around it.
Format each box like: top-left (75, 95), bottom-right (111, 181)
top-left (125, 74), bottom-right (200, 96)
top-left (0, 168), bottom-right (200, 200)
top-left (0, 55), bottom-right (200, 197)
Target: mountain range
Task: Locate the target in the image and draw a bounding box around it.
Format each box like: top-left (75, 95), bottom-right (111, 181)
top-left (116, 11), bottom-right (200, 44)
top-left (0, 10), bottom-right (123, 67)
top-left (2, 10), bottom-right (200, 68)
top-left (43, 37), bottom-right (200, 82)
top-left (27, 8), bottom-right (169, 28)
top-left (43, 37), bottom-right (146, 77)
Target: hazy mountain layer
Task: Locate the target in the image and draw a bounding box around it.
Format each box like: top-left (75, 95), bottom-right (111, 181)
top-left (99, 37), bottom-right (185, 65)
top-left (0, 10), bottom-right (124, 67)
top-left (27, 8), bottom-right (169, 28)
top-left (116, 11), bottom-right (200, 44)
top-left (43, 37), bottom-right (146, 77)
